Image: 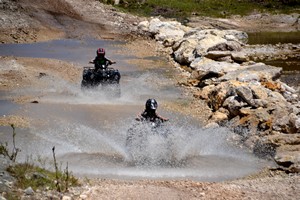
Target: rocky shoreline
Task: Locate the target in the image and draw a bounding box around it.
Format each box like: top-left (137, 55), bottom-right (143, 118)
top-left (137, 18), bottom-right (300, 173)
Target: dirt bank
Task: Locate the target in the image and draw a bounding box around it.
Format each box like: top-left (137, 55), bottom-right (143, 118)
top-left (1, 0), bottom-right (299, 44)
top-left (0, 0), bottom-right (299, 199)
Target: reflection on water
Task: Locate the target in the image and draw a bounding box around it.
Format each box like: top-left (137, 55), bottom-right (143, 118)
top-left (260, 57), bottom-right (300, 71)
top-left (247, 31), bottom-right (300, 71)
top-left (0, 99), bottom-right (19, 116)
top-left (0, 39), bottom-right (128, 67)
top-left (247, 31), bottom-right (300, 45)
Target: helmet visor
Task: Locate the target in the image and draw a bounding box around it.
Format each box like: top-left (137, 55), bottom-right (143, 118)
top-left (149, 103), bottom-right (157, 110)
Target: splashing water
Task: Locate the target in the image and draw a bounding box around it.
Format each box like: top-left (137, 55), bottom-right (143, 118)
top-left (0, 39), bottom-right (273, 182)
top-left (5, 116), bottom-right (266, 182)
top-left (31, 118), bottom-right (267, 181)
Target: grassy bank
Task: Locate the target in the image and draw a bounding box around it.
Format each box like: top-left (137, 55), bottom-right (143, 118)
top-left (1, 125), bottom-right (79, 199)
top-left (101, 0), bottom-right (300, 19)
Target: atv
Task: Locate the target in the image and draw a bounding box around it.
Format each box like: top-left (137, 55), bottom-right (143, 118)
top-left (126, 118), bottom-right (171, 145)
top-left (125, 118), bottom-right (174, 166)
top-left (81, 61), bottom-right (121, 97)
top-left (81, 61), bottom-right (121, 88)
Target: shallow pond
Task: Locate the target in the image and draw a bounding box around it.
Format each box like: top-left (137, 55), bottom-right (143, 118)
top-left (247, 31), bottom-right (300, 72)
top-left (247, 31), bottom-right (300, 45)
top-left (0, 39), bottom-right (272, 181)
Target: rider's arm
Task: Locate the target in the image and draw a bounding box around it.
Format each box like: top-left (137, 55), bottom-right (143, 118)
top-left (135, 114), bottom-right (143, 121)
top-left (157, 113), bottom-right (169, 122)
top-left (136, 111), bottom-right (146, 121)
top-left (106, 58), bottom-right (116, 65)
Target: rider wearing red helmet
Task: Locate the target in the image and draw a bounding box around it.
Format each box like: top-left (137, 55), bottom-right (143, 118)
top-left (136, 99), bottom-right (169, 122)
top-left (89, 48), bottom-right (116, 72)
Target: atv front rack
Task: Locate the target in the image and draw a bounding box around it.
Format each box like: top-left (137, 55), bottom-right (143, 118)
top-left (83, 66), bottom-right (117, 71)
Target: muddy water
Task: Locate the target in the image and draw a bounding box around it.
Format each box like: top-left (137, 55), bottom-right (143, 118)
top-left (247, 31), bottom-right (300, 45)
top-left (0, 39), bottom-right (272, 181)
top-left (247, 31), bottom-right (300, 89)
top-left (247, 31), bottom-right (300, 72)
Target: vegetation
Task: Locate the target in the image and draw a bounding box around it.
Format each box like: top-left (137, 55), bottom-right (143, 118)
top-left (0, 124), bottom-right (20, 162)
top-left (1, 125), bottom-right (79, 199)
top-left (7, 160), bottom-right (78, 192)
top-left (100, 0), bottom-right (300, 19)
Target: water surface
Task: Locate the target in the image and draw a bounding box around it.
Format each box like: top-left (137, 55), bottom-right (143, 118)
top-left (247, 31), bottom-right (300, 45)
top-left (0, 39), bottom-right (272, 181)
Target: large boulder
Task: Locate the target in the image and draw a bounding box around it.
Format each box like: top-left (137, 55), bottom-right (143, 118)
top-left (173, 31), bottom-right (242, 65)
top-left (218, 62), bottom-right (282, 82)
top-left (265, 133), bottom-right (300, 172)
top-left (172, 38), bottom-right (199, 65)
top-left (148, 18), bottom-right (188, 46)
top-left (190, 57), bottom-right (241, 81)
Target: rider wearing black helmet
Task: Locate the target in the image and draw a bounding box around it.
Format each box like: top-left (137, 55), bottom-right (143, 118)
top-left (89, 48), bottom-right (116, 72)
top-left (136, 99), bottom-right (169, 122)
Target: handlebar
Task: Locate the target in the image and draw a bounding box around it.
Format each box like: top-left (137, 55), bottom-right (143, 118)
top-left (88, 61), bottom-right (116, 64)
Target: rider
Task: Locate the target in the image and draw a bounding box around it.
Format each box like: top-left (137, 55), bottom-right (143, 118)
top-left (136, 99), bottom-right (169, 122)
top-left (89, 48), bottom-right (116, 72)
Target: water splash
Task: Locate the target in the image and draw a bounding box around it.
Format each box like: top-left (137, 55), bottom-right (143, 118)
top-left (4, 115), bottom-right (269, 181)
top-left (15, 70), bottom-right (180, 107)
top-left (122, 118), bottom-right (256, 167)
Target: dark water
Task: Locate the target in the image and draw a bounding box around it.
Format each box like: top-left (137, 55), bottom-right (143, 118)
top-left (0, 100), bottom-right (19, 116)
top-left (0, 92), bottom-right (21, 119)
top-left (0, 39), bottom-right (272, 181)
top-left (247, 31), bottom-right (300, 45)
top-left (264, 58), bottom-right (300, 71)
top-left (247, 31), bottom-right (300, 72)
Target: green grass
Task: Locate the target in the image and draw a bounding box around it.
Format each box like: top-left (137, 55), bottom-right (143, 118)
top-left (7, 162), bottom-right (79, 191)
top-left (1, 125), bottom-right (79, 199)
top-left (100, 0), bottom-right (300, 19)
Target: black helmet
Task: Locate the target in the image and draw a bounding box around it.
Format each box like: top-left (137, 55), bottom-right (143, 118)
top-left (145, 99), bottom-right (158, 110)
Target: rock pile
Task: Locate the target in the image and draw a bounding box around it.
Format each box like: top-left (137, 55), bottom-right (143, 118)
top-left (0, 156), bottom-right (15, 198)
top-left (138, 18), bottom-right (300, 173)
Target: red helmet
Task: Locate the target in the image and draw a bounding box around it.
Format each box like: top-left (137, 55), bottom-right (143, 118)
top-left (97, 48), bottom-right (105, 56)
